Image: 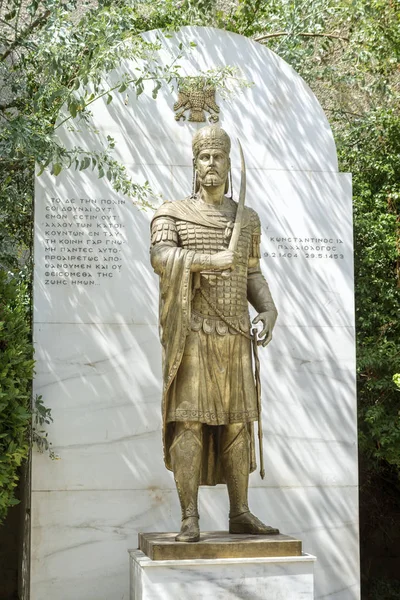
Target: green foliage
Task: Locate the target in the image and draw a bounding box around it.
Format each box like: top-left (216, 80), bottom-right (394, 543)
top-left (32, 395), bottom-right (59, 460)
top-left (0, 271), bottom-right (34, 524)
top-left (0, 164), bottom-right (33, 271)
top-left (0, 0), bottom-right (182, 203)
top-left (337, 109), bottom-right (400, 470)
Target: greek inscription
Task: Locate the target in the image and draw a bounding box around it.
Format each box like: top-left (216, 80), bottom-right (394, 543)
top-left (263, 233), bottom-right (346, 261)
top-left (42, 196), bottom-right (127, 286)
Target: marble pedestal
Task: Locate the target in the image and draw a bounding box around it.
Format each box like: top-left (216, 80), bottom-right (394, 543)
top-left (129, 549), bottom-right (316, 600)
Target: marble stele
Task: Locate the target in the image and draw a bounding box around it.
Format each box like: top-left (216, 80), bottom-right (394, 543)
top-left (32, 26), bottom-right (359, 600)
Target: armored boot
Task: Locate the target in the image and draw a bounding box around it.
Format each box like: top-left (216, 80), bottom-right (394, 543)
top-left (223, 424), bottom-right (279, 535)
top-left (170, 423), bottom-right (202, 542)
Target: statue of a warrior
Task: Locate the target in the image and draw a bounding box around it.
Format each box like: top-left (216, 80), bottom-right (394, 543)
top-left (150, 125), bottom-right (279, 542)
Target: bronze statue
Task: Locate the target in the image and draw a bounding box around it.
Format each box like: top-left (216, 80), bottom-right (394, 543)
top-left (150, 125), bottom-right (279, 542)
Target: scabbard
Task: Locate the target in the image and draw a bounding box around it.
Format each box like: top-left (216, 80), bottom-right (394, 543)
top-left (251, 328), bottom-right (265, 479)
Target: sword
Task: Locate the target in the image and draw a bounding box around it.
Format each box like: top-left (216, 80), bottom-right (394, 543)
top-left (223, 142), bottom-right (265, 478)
top-left (227, 141), bottom-right (265, 478)
top-left (194, 138), bottom-right (247, 286)
top-left (252, 327), bottom-right (265, 479)
top-left (230, 138), bottom-right (247, 250)
top-left (220, 138), bottom-right (246, 278)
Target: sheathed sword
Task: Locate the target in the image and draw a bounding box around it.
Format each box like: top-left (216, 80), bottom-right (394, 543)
top-left (252, 327), bottom-right (265, 479)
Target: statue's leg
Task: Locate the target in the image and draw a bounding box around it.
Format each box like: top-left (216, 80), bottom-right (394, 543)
top-left (222, 423), bottom-right (279, 535)
top-left (170, 421), bottom-right (203, 542)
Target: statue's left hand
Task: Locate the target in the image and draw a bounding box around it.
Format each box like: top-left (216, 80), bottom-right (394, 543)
top-left (252, 311), bottom-right (277, 347)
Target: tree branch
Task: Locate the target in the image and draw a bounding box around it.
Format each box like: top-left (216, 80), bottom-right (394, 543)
top-left (255, 31), bottom-right (349, 43)
top-left (1, 10), bottom-right (51, 62)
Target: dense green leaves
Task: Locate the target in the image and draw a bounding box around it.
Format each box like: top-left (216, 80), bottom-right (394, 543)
top-left (338, 109), bottom-right (400, 470)
top-left (0, 272), bottom-right (33, 523)
top-left (0, 1), bottom-right (184, 201)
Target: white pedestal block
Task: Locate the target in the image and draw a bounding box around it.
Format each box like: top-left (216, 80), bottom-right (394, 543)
top-left (129, 550), bottom-right (316, 600)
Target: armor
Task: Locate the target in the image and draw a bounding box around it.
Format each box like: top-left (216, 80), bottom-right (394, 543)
top-left (151, 197), bottom-right (265, 334)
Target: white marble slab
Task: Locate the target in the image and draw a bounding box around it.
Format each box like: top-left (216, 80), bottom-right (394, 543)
top-left (30, 490), bottom-right (177, 600)
top-left (32, 321), bottom-right (356, 492)
top-left (31, 486), bottom-right (358, 600)
top-left (34, 168), bottom-right (163, 326)
top-left (34, 169), bottom-right (352, 327)
top-left (130, 549), bottom-right (316, 600)
top-left (32, 25), bottom-right (359, 600)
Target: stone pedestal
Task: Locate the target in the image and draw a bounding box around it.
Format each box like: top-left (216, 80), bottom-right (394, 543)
top-left (138, 531), bottom-right (302, 560)
top-left (130, 550), bottom-right (316, 600)
top-left (130, 532), bottom-right (315, 599)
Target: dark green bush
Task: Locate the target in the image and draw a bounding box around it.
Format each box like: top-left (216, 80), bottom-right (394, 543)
top-left (0, 270), bottom-right (34, 524)
top-left (338, 110), bottom-right (400, 471)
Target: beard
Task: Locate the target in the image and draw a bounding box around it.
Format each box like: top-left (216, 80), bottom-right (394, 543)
top-left (200, 171), bottom-right (226, 187)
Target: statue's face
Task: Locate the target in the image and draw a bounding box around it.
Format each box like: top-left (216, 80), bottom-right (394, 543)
top-left (195, 148), bottom-right (230, 188)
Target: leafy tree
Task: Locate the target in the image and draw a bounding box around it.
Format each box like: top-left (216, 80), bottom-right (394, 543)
top-left (0, 0), bottom-right (184, 205)
top-left (339, 110), bottom-right (400, 470)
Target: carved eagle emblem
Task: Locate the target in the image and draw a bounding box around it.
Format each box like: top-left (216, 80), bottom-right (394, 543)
top-left (173, 78), bottom-right (220, 123)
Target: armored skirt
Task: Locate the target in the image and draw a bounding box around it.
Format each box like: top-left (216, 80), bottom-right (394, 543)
top-left (166, 326), bottom-right (258, 425)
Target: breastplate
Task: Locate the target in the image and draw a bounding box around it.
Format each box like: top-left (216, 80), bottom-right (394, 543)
top-left (176, 219), bottom-right (252, 319)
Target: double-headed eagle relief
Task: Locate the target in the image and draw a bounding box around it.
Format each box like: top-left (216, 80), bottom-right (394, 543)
top-left (173, 78), bottom-right (220, 123)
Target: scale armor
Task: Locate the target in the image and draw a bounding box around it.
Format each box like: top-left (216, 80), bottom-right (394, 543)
top-left (151, 202), bottom-right (262, 336)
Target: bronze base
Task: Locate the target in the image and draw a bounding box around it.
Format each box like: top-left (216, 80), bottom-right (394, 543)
top-left (138, 531), bottom-right (302, 561)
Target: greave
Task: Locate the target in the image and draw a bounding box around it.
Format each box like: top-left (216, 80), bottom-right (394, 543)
top-left (170, 426), bottom-right (202, 520)
top-left (223, 426), bottom-right (251, 518)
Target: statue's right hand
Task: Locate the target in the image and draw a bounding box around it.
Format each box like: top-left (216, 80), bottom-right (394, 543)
top-left (209, 250), bottom-right (237, 271)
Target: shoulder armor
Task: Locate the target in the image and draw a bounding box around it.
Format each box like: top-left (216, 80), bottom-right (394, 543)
top-left (246, 207), bottom-right (261, 233)
top-left (151, 216), bottom-right (178, 245)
